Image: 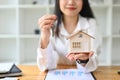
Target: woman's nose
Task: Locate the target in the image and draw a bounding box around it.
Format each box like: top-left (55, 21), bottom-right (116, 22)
top-left (68, 0), bottom-right (75, 5)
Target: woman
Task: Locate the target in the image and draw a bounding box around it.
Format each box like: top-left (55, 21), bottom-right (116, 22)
top-left (37, 0), bottom-right (101, 72)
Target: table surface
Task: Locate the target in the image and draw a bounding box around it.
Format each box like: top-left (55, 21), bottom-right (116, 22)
top-left (17, 65), bottom-right (120, 80)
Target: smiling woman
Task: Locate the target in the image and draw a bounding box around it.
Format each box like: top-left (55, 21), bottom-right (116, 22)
top-left (59, 0), bottom-right (83, 17)
top-left (37, 0), bottom-right (101, 72)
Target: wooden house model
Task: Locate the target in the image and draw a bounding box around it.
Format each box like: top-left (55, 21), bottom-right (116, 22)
top-left (68, 31), bottom-right (95, 53)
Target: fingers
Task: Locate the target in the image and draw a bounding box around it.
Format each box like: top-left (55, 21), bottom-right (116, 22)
top-left (66, 53), bottom-right (75, 61)
top-left (40, 19), bottom-right (54, 30)
top-left (66, 51), bottom-right (94, 61)
top-left (38, 14), bottom-right (57, 30)
top-left (66, 53), bottom-right (72, 58)
top-left (39, 15), bottom-right (57, 24)
top-left (40, 14), bottom-right (57, 20)
top-left (89, 51), bottom-right (94, 57)
top-left (45, 15), bottom-right (57, 20)
top-left (74, 53), bottom-right (88, 60)
top-left (75, 51), bottom-right (94, 60)
top-left (66, 53), bottom-right (88, 61)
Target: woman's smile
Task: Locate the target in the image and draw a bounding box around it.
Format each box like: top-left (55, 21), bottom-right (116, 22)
top-left (67, 7), bottom-right (77, 11)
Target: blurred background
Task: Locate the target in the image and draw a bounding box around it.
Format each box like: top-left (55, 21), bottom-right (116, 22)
top-left (0, 0), bottom-right (120, 66)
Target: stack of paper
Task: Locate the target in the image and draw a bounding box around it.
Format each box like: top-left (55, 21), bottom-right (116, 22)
top-left (0, 63), bottom-right (22, 78)
top-left (0, 63), bottom-right (13, 73)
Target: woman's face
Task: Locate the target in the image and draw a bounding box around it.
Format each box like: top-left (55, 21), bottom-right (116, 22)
top-left (59, 0), bottom-right (83, 17)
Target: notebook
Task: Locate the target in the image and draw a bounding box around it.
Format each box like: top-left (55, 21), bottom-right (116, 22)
top-left (45, 69), bottom-right (96, 80)
top-left (0, 63), bottom-right (22, 78)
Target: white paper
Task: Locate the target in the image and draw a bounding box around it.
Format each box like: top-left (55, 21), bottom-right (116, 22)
top-left (0, 77), bottom-right (18, 80)
top-left (45, 69), bottom-right (95, 80)
top-left (0, 63), bottom-right (13, 73)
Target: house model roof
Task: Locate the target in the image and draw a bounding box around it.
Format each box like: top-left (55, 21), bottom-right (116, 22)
top-left (67, 30), bottom-right (95, 39)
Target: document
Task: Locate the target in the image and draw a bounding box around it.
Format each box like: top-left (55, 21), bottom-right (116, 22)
top-left (45, 69), bottom-right (95, 80)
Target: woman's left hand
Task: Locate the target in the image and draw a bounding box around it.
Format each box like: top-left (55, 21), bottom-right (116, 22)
top-left (66, 51), bottom-right (94, 61)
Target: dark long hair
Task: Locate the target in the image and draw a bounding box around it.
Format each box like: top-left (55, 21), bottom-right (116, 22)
top-left (54, 0), bottom-right (95, 37)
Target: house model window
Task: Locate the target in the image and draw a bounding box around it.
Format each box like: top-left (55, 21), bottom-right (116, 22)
top-left (72, 42), bottom-right (81, 48)
top-left (79, 34), bottom-right (83, 38)
top-left (68, 31), bottom-right (95, 53)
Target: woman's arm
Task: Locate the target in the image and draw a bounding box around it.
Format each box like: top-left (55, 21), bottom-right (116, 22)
top-left (37, 37), bottom-right (59, 72)
top-left (76, 53), bottom-right (98, 72)
top-left (37, 15), bottom-right (58, 72)
top-left (76, 19), bottom-right (101, 72)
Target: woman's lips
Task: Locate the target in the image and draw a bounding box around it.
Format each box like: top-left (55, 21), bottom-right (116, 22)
top-left (67, 7), bottom-right (76, 10)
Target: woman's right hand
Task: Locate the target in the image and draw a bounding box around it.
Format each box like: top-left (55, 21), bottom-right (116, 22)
top-left (38, 14), bottom-right (57, 48)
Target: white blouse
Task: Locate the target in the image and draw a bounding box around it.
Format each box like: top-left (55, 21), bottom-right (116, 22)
top-left (37, 16), bottom-right (101, 73)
